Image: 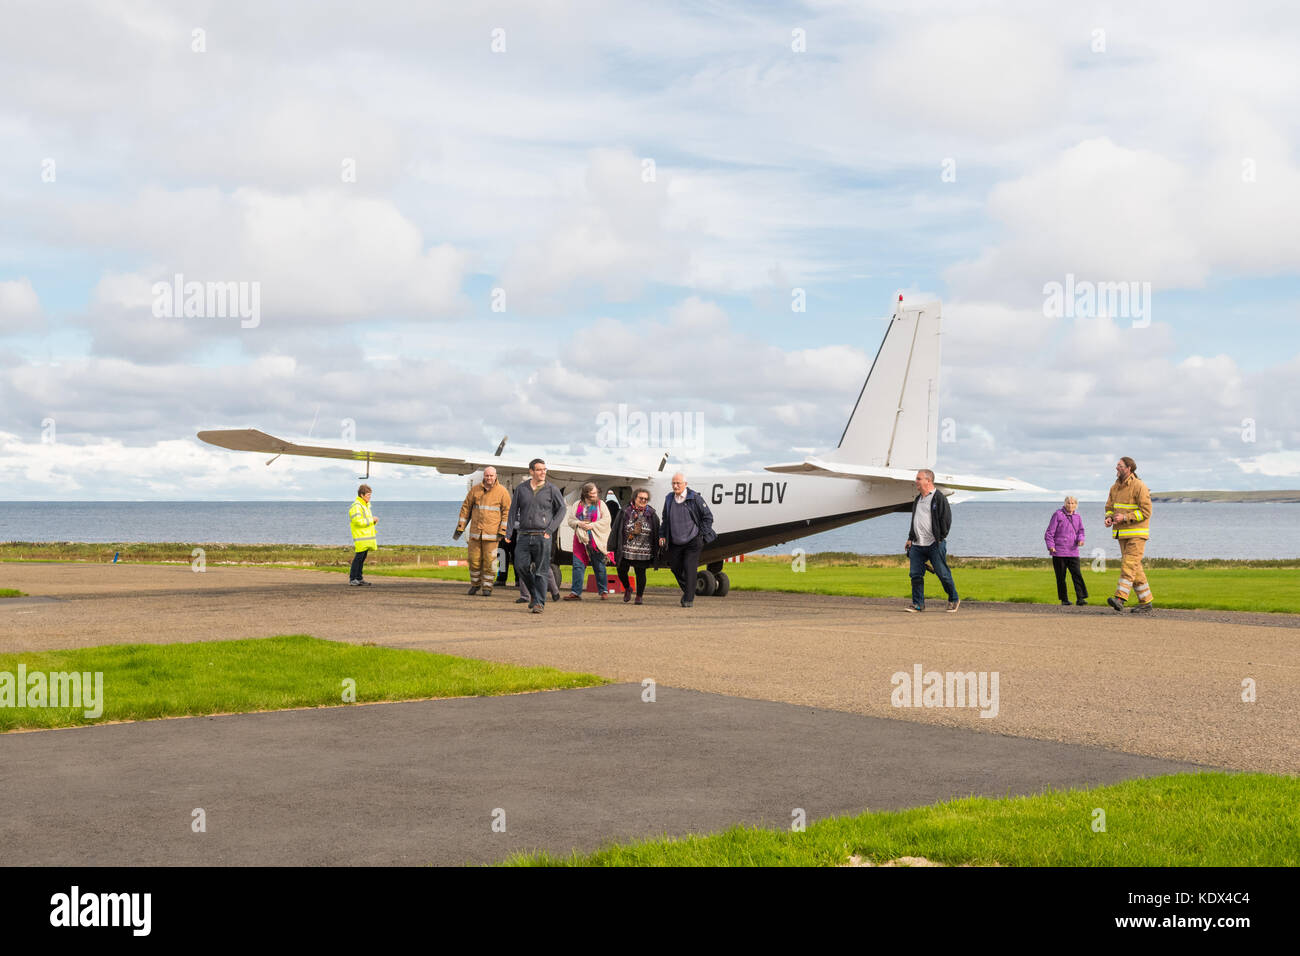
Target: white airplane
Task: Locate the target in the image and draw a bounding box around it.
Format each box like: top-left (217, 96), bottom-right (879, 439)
top-left (198, 297), bottom-right (1040, 596)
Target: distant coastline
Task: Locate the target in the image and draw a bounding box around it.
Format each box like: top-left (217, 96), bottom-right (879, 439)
top-left (1150, 490), bottom-right (1300, 503)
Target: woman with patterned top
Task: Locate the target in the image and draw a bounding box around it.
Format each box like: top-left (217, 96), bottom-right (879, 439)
top-left (564, 481), bottom-right (612, 600)
top-left (609, 487), bottom-right (661, 605)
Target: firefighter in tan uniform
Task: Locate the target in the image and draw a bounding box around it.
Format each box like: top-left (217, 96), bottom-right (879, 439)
top-left (1104, 456), bottom-right (1154, 613)
top-left (455, 466), bottom-right (511, 596)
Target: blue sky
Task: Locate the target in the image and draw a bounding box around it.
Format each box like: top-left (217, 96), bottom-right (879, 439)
top-left (1, 0), bottom-right (1297, 500)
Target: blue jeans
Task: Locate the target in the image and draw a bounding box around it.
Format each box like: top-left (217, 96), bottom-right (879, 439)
top-left (909, 540), bottom-right (958, 608)
top-left (516, 533), bottom-right (552, 606)
top-left (571, 544), bottom-right (608, 595)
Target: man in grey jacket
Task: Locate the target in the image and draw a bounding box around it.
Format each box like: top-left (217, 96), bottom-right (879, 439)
top-left (504, 458), bottom-right (567, 613)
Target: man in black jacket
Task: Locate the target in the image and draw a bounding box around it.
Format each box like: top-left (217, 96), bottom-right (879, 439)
top-left (658, 472), bottom-right (715, 608)
top-left (904, 469), bottom-right (960, 613)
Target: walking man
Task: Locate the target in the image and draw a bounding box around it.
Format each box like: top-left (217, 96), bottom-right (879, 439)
top-left (658, 472), bottom-right (715, 608)
top-left (454, 466), bottom-right (511, 596)
top-left (504, 458), bottom-right (566, 613)
top-left (904, 469), bottom-right (959, 612)
top-left (348, 484), bottom-right (377, 586)
top-left (1104, 456), bottom-right (1154, 613)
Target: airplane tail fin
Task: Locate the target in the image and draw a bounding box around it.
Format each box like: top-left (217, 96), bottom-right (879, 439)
top-left (824, 298), bottom-right (941, 470)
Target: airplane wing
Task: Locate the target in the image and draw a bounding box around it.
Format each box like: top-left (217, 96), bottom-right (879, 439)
top-left (764, 456), bottom-right (1048, 493)
top-left (197, 429), bottom-right (651, 485)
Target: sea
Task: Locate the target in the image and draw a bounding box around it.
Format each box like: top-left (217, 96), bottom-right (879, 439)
top-left (2, 501), bottom-right (1296, 560)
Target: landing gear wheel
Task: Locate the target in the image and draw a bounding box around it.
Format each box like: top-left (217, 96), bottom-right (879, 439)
top-left (696, 569), bottom-right (718, 597)
top-left (715, 572), bottom-right (730, 597)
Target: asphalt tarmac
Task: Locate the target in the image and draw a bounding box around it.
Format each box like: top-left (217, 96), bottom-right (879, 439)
top-left (0, 683), bottom-right (1204, 866)
top-left (1, 564), bottom-right (1295, 864)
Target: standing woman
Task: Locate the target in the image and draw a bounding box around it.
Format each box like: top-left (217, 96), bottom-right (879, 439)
top-left (1045, 495), bottom-right (1087, 605)
top-left (564, 481), bottom-right (612, 600)
top-left (349, 484), bottom-right (378, 586)
top-left (611, 488), bottom-right (660, 605)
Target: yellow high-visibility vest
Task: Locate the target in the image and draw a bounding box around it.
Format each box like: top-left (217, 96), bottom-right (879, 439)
top-left (349, 497), bottom-right (377, 552)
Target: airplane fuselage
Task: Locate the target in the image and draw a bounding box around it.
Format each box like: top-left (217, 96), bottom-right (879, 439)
top-left (537, 471), bottom-right (919, 566)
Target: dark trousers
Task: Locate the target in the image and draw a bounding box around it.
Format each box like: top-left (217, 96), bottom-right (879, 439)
top-left (496, 537), bottom-right (514, 585)
top-left (349, 550), bottom-right (368, 581)
top-left (1052, 556), bottom-right (1088, 601)
top-left (667, 535), bottom-right (703, 601)
top-left (516, 534), bottom-right (552, 606)
top-left (908, 540), bottom-right (957, 608)
top-left (617, 559), bottom-right (650, 597)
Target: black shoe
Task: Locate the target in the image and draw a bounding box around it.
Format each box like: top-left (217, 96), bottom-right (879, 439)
top-left (682, 601), bottom-right (693, 608)
top-left (1107, 596), bottom-right (1125, 612)
top-left (481, 589), bottom-right (492, 596)
top-left (1076, 599), bottom-right (1087, 606)
top-left (515, 597), bottom-right (529, 604)
top-left (1060, 600), bottom-right (1071, 606)
top-left (1131, 602), bottom-right (1153, 614)
top-left (467, 585), bottom-right (480, 596)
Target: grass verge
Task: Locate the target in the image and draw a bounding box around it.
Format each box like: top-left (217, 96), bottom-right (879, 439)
top-left (0, 588), bottom-right (25, 598)
top-left (0, 635), bottom-right (607, 732)
top-left (505, 772), bottom-right (1300, 866)
top-left (324, 559), bottom-right (1300, 614)
top-left (5, 543), bottom-right (1297, 612)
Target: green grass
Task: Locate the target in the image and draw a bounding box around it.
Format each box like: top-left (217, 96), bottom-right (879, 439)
top-left (6, 542), bottom-right (1297, 612)
top-left (505, 773), bottom-right (1300, 866)
top-left (0, 635), bottom-right (608, 731)
top-left (0, 588), bottom-right (24, 598)
top-left (331, 557), bottom-right (1300, 614)
top-left (0, 541), bottom-right (462, 568)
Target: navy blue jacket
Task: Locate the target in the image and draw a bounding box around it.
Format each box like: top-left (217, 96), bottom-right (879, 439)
top-left (660, 488), bottom-right (717, 547)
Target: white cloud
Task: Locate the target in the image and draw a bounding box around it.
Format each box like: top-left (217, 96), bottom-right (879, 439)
top-left (501, 149), bottom-right (689, 305)
top-left (0, 278), bottom-right (41, 330)
top-left (855, 17), bottom-right (1067, 139)
top-left (1233, 451), bottom-right (1300, 477)
top-left (946, 135), bottom-right (1300, 304)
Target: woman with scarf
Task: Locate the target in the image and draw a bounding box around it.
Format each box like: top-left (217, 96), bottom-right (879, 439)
top-left (609, 487), bottom-right (661, 605)
top-left (564, 481), bottom-right (612, 600)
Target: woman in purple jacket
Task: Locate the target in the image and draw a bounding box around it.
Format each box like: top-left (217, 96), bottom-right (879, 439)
top-left (1045, 496), bottom-right (1088, 605)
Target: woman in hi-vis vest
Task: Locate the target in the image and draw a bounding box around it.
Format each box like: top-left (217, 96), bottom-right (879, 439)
top-left (348, 484), bottom-right (377, 585)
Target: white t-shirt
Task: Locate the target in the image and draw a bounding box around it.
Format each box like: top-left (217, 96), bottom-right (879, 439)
top-left (913, 492), bottom-right (936, 546)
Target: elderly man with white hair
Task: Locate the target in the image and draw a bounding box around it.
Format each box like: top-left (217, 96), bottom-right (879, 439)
top-left (1045, 495), bottom-right (1088, 606)
top-left (658, 472), bottom-right (716, 608)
